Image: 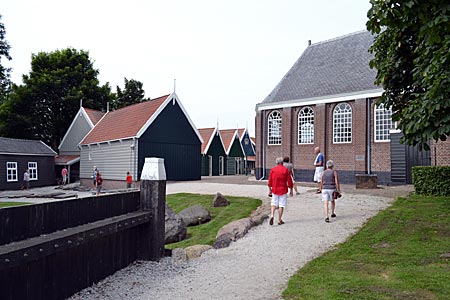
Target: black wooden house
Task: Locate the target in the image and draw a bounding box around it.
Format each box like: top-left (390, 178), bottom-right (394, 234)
top-left (0, 137), bottom-right (57, 190)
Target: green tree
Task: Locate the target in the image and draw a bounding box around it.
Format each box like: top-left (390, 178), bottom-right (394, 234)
top-left (0, 48), bottom-right (114, 149)
top-left (113, 77), bottom-right (146, 109)
top-left (0, 15), bottom-right (12, 102)
top-left (367, 0), bottom-right (450, 150)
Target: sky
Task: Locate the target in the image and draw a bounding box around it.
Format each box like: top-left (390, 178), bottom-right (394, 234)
top-left (2, 0), bottom-right (372, 137)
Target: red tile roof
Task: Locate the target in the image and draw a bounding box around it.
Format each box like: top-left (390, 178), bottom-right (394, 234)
top-left (219, 129), bottom-right (238, 154)
top-left (55, 155), bottom-right (80, 165)
top-left (198, 128), bottom-right (215, 154)
top-left (81, 95), bottom-right (170, 144)
top-left (84, 108), bottom-right (105, 125)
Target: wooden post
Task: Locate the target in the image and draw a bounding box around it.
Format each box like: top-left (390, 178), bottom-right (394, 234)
top-left (138, 157), bottom-right (166, 261)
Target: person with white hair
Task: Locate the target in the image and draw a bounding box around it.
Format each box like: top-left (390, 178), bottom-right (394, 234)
top-left (320, 160), bottom-right (341, 223)
top-left (313, 147), bottom-right (324, 193)
top-left (268, 157), bottom-right (294, 225)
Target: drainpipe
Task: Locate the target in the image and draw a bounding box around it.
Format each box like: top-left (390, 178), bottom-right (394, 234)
top-left (290, 107), bottom-right (294, 167)
top-left (434, 143), bottom-right (437, 166)
top-left (131, 137), bottom-right (136, 184)
top-left (258, 110), bottom-right (266, 180)
top-left (324, 104), bottom-right (328, 163)
top-left (366, 98), bottom-right (371, 175)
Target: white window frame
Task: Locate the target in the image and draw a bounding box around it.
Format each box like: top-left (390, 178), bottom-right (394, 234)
top-left (6, 162), bottom-right (18, 182)
top-left (374, 103), bottom-right (395, 142)
top-left (298, 106), bottom-right (314, 144)
top-left (28, 162), bottom-right (38, 180)
top-left (268, 110), bottom-right (282, 145)
top-left (333, 102), bottom-right (352, 144)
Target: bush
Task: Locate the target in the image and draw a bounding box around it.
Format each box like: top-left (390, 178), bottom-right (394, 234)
top-left (412, 166), bottom-right (450, 196)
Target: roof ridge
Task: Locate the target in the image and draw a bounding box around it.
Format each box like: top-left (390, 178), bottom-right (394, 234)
top-left (309, 29), bottom-right (369, 47)
top-left (112, 94), bottom-right (170, 112)
top-left (83, 107), bottom-right (103, 112)
top-left (198, 127), bottom-right (216, 130)
top-left (0, 136), bottom-right (41, 142)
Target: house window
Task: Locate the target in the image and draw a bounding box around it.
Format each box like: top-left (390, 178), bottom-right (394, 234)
top-left (268, 110), bottom-right (282, 145)
top-left (6, 162), bottom-right (18, 182)
top-left (28, 162), bottom-right (38, 180)
top-left (375, 103), bottom-right (395, 142)
top-left (333, 103), bottom-right (352, 143)
top-left (298, 106), bottom-right (314, 144)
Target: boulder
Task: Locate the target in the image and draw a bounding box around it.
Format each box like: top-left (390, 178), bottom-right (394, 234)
top-left (185, 245), bottom-right (213, 259)
top-left (171, 248), bottom-right (187, 262)
top-left (165, 204), bottom-right (187, 244)
top-left (249, 202), bottom-right (270, 226)
top-left (179, 204), bottom-right (211, 226)
top-left (212, 192), bottom-right (230, 207)
top-left (213, 217), bottom-right (252, 249)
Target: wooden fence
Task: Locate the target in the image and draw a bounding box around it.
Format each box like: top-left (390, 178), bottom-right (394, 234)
top-left (0, 186), bottom-right (165, 300)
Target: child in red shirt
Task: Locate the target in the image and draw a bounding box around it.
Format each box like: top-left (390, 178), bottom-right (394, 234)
top-left (126, 171), bottom-right (132, 188)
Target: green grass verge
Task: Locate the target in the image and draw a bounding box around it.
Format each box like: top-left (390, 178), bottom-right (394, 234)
top-left (165, 193), bottom-right (261, 249)
top-left (0, 202), bottom-right (30, 208)
top-left (283, 194), bottom-right (450, 300)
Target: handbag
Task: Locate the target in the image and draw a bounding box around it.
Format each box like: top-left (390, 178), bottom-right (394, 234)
top-left (332, 190), bottom-right (341, 200)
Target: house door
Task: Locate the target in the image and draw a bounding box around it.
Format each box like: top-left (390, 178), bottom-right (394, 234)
top-left (235, 157), bottom-right (242, 174)
top-left (208, 155), bottom-right (212, 176)
top-left (219, 156), bottom-right (224, 176)
top-left (390, 132), bottom-right (431, 184)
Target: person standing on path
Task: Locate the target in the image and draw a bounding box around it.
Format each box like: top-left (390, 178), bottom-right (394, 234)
top-left (283, 156), bottom-right (300, 195)
top-left (22, 169), bottom-right (30, 190)
top-left (61, 166), bottom-right (68, 185)
top-left (96, 171), bottom-right (103, 196)
top-left (268, 157), bottom-right (294, 225)
top-left (126, 171), bottom-right (133, 189)
top-left (92, 166), bottom-right (98, 189)
top-left (319, 160), bottom-right (341, 223)
top-left (313, 147), bottom-right (324, 193)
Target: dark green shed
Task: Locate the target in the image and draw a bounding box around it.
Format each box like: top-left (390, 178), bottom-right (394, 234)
top-left (199, 127), bottom-right (226, 176)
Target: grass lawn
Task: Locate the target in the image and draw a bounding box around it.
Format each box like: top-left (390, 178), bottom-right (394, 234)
top-left (165, 193), bottom-right (261, 249)
top-left (283, 194), bottom-right (450, 300)
top-left (0, 202), bottom-right (30, 208)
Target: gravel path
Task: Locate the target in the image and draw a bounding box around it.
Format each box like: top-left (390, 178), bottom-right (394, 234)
top-left (69, 182), bottom-right (396, 300)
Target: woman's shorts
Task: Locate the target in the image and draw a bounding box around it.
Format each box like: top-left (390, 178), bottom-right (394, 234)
top-left (271, 194), bottom-right (287, 208)
top-left (321, 189), bottom-right (335, 202)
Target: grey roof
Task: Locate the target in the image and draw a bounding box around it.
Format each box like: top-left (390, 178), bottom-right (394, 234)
top-left (261, 30), bottom-right (381, 105)
top-left (0, 137), bottom-right (56, 156)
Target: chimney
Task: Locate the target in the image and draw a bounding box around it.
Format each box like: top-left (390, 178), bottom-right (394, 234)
top-left (308, 40), bottom-right (311, 46)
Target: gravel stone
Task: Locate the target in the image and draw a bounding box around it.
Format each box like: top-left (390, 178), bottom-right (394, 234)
top-left (66, 180), bottom-right (405, 300)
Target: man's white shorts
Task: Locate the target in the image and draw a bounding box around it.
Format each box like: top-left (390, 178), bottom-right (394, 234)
top-left (271, 194), bottom-right (287, 208)
top-left (314, 167), bottom-right (324, 182)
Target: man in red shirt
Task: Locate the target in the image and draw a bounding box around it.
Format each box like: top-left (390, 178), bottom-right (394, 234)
top-left (268, 157), bottom-right (294, 225)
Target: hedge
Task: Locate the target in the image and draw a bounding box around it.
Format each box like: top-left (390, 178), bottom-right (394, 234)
top-left (412, 166), bottom-right (450, 196)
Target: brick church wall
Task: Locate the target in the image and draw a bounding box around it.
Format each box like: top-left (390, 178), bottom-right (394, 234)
top-left (431, 138), bottom-right (450, 166)
top-left (255, 97), bottom-right (396, 184)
